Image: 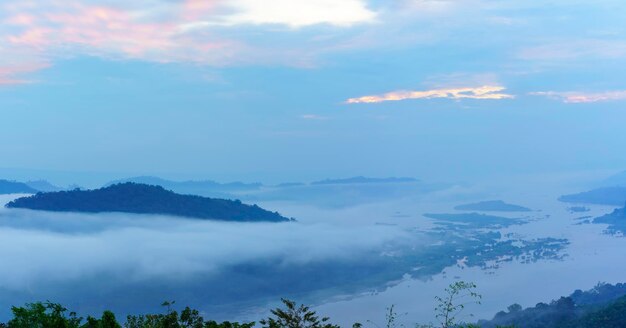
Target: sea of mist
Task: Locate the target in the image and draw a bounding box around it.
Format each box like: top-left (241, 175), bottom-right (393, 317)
top-left (0, 171), bottom-right (625, 325)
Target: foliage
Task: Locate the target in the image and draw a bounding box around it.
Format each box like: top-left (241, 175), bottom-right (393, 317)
top-left (2, 282), bottom-right (626, 328)
top-left (479, 282), bottom-right (626, 328)
top-left (259, 299), bottom-right (339, 328)
top-left (125, 301), bottom-right (255, 328)
top-left (7, 302), bottom-right (83, 328)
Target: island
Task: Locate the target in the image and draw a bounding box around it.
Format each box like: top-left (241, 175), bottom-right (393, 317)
top-left (568, 206), bottom-right (590, 213)
top-left (5, 182), bottom-right (291, 222)
top-left (594, 203), bottom-right (626, 235)
top-left (0, 179), bottom-right (39, 194)
top-left (454, 200), bottom-right (531, 212)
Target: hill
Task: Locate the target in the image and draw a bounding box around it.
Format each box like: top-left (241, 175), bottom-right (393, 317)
top-left (5, 183), bottom-right (290, 222)
top-left (558, 187), bottom-right (626, 206)
top-left (454, 200), bottom-right (531, 212)
top-left (25, 180), bottom-right (64, 192)
top-left (0, 179), bottom-right (38, 194)
top-left (479, 283), bottom-right (626, 328)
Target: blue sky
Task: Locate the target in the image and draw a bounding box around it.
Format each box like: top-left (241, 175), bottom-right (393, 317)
top-left (1, 0), bottom-right (626, 184)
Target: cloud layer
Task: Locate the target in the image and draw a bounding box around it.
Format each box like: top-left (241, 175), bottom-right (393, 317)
top-left (0, 0), bottom-right (377, 79)
top-left (346, 86), bottom-right (514, 104)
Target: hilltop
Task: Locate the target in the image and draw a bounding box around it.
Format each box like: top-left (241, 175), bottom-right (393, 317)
top-left (6, 183), bottom-right (290, 222)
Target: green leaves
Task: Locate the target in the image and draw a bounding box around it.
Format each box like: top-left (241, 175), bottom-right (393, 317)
top-left (7, 302), bottom-right (83, 328)
top-left (260, 299), bottom-right (338, 328)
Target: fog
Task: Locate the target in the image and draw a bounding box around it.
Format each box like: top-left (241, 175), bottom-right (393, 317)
top-left (0, 207), bottom-right (409, 291)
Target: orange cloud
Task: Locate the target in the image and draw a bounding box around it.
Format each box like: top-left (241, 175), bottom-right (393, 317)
top-left (346, 85), bottom-right (514, 104)
top-left (531, 91), bottom-right (626, 103)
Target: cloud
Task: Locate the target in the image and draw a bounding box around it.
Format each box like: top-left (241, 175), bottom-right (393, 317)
top-left (2, 2), bottom-right (242, 65)
top-left (0, 0), bottom-right (379, 82)
top-left (215, 0), bottom-right (376, 28)
top-left (0, 207), bottom-right (406, 289)
top-left (301, 114), bottom-right (330, 120)
top-left (346, 85), bottom-right (514, 104)
top-left (531, 90), bottom-right (626, 103)
top-left (0, 62), bottom-right (50, 86)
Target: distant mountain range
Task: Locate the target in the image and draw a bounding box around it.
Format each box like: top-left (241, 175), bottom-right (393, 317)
top-left (106, 176), bottom-right (262, 191)
top-left (24, 180), bottom-right (64, 192)
top-left (0, 179), bottom-right (39, 194)
top-left (6, 183), bottom-right (291, 222)
top-left (310, 176), bottom-right (418, 185)
top-left (454, 200), bottom-right (531, 212)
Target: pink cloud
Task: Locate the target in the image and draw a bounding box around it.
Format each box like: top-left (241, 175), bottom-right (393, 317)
top-left (531, 90), bottom-right (626, 103)
top-left (0, 62), bottom-right (50, 85)
top-left (4, 14), bottom-right (36, 25)
top-left (0, 0), bottom-right (245, 77)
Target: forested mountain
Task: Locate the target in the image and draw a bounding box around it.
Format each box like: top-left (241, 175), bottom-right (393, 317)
top-left (479, 283), bottom-right (626, 328)
top-left (6, 183), bottom-right (290, 222)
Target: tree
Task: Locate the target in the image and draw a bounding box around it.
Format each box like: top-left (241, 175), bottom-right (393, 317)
top-left (83, 311), bottom-right (121, 328)
top-left (506, 304), bottom-right (522, 314)
top-left (433, 281), bottom-right (482, 328)
top-left (259, 299), bottom-right (338, 328)
top-left (7, 302), bottom-right (83, 328)
top-left (365, 305), bottom-right (406, 328)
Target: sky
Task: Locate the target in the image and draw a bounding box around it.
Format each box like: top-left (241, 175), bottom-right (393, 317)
top-left (1, 0), bottom-right (626, 185)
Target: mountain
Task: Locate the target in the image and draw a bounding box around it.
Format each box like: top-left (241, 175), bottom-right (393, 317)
top-left (558, 187), bottom-right (626, 205)
top-left (454, 200), bottom-right (531, 212)
top-left (311, 176), bottom-right (418, 185)
top-left (0, 179), bottom-right (38, 194)
top-left (6, 182), bottom-right (291, 222)
top-left (25, 180), bottom-right (63, 192)
top-left (105, 176), bottom-right (262, 198)
top-left (600, 170), bottom-right (626, 187)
